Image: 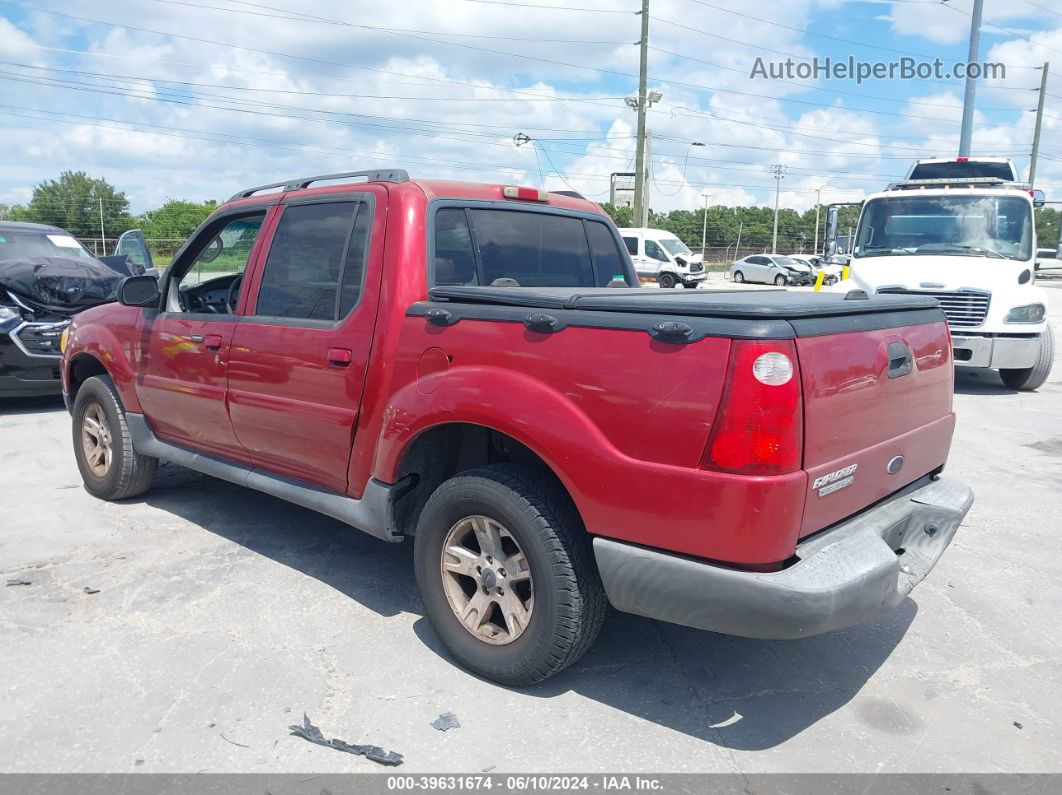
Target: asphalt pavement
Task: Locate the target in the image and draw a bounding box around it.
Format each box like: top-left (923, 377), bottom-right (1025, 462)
top-left (1, 284), bottom-right (1060, 774)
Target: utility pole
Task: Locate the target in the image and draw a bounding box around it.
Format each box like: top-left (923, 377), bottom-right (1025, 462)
top-left (98, 196), bottom-right (106, 256)
top-left (631, 0), bottom-right (650, 228)
top-left (955, 0), bottom-right (984, 156)
top-left (770, 164), bottom-right (787, 254)
top-left (1030, 61), bottom-right (1050, 185)
top-left (735, 219), bottom-right (743, 257)
top-left (700, 192), bottom-right (711, 257)
top-left (813, 187), bottom-right (822, 255)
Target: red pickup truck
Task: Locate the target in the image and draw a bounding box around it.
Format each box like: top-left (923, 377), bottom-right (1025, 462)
top-left (61, 170), bottom-right (973, 685)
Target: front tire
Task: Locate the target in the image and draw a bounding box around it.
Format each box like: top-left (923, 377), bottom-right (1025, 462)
top-left (774, 275), bottom-right (787, 286)
top-left (413, 464), bottom-right (607, 686)
top-left (1000, 325), bottom-right (1055, 391)
top-left (733, 271), bottom-right (744, 283)
top-left (658, 272), bottom-right (677, 289)
top-left (72, 375), bottom-right (158, 500)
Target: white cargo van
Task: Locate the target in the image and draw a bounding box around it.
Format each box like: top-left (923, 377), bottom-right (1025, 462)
top-left (619, 228), bottom-right (707, 288)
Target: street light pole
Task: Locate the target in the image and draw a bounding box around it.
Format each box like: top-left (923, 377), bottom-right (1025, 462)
top-left (1030, 62), bottom-right (1050, 185)
top-left (813, 187), bottom-right (822, 255)
top-left (700, 192), bottom-right (711, 258)
top-left (955, 0), bottom-right (984, 157)
top-left (770, 164), bottom-right (787, 254)
top-left (632, 0), bottom-right (650, 228)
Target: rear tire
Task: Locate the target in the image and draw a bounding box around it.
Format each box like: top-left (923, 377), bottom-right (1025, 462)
top-left (1000, 325), bottom-right (1055, 391)
top-left (658, 272), bottom-right (677, 289)
top-left (72, 375), bottom-right (158, 500)
top-left (733, 271), bottom-right (744, 283)
top-left (413, 464), bottom-right (607, 686)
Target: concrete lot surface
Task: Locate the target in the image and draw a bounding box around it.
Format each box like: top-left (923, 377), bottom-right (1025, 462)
top-left (1, 285), bottom-right (1060, 774)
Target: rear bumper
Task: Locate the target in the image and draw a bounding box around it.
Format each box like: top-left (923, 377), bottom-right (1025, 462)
top-left (951, 332), bottom-right (1041, 369)
top-left (594, 476), bottom-right (973, 639)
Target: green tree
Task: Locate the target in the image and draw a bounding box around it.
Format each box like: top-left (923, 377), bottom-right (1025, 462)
top-left (11, 171), bottom-right (134, 240)
top-left (138, 199), bottom-right (218, 241)
top-left (1035, 206), bottom-right (1060, 249)
top-left (599, 202), bottom-right (633, 228)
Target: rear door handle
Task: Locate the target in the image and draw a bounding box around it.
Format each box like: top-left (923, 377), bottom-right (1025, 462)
top-left (887, 341), bottom-right (913, 379)
top-left (203, 334), bottom-right (223, 350)
top-left (327, 347), bottom-right (352, 367)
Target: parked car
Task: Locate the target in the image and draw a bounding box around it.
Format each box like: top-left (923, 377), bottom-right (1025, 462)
top-left (791, 255), bottom-right (842, 285)
top-left (62, 169), bottom-right (972, 686)
top-left (729, 254), bottom-right (813, 285)
top-left (1035, 246), bottom-right (1058, 272)
top-left (0, 222), bottom-right (151, 397)
top-left (619, 227), bottom-right (707, 288)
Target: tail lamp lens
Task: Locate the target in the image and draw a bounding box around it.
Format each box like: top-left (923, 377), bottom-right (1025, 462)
top-left (702, 341), bottom-right (803, 475)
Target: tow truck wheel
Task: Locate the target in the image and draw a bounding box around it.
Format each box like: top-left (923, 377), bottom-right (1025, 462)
top-left (1000, 325), bottom-right (1055, 392)
top-left (72, 375), bottom-right (158, 500)
top-left (658, 273), bottom-right (677, 289)
top-left (413, 464), bottom-right (607, 686)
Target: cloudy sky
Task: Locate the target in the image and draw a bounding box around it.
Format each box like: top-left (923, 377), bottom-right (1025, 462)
top-left (1, 0), bottom-right (1060, 217)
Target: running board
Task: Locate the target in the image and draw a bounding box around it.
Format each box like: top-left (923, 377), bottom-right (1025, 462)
top-left (126, 413), bottom-right (403, 543)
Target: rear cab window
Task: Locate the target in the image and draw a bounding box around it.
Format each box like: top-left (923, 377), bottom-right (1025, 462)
top-left (432, 205), bottom-right (633, 288)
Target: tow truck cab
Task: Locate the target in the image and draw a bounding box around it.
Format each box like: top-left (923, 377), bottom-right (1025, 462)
top-left (826, 160), bottom-right (1055, 391)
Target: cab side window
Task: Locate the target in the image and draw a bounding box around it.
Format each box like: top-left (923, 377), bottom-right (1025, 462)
top-left (255, 202), bottom-right (365, 321)
top-left (181, 214), bottom-right (265, 289)
top-left (622, 236), bottom-right (638, 256)
top-left (645, 239), bottom-right (669, 262)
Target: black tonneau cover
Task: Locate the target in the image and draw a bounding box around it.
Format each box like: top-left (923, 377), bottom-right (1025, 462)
top-left (428, 285), bottom-right (939, 319)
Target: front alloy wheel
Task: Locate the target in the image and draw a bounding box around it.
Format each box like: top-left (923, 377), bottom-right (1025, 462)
top-left (440, 515), bottom-right (534, 644)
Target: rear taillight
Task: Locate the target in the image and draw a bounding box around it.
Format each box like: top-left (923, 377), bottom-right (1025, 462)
top-left (701, 340), bottom-right (803, 475)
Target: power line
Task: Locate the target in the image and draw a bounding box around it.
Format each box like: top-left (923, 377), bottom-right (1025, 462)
top-left (941, 1), bottom-right (1062, 58)
top-left (7, 2), bottom-right (1018, 125)
top-left (459, 0), bottom-right (637, 12)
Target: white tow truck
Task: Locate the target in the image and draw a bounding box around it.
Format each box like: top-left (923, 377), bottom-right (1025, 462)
top-left (826, 158), bottom-right (1056, 391)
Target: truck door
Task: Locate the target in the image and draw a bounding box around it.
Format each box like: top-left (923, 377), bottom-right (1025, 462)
top-left (136, 210), bottom-right (271, 462)
top-left (226, 192), bottom-right (384, 494)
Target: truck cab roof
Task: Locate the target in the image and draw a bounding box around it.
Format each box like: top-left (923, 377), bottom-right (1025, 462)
top-left (906, 157), bottom-right (1018, 182)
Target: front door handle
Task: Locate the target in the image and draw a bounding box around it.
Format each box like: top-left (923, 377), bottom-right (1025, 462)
top-left (327, 347), bottom-right (352, 367)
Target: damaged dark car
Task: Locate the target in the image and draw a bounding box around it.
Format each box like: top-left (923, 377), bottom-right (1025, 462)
top-left (0, 221), bottom-right (153, 397)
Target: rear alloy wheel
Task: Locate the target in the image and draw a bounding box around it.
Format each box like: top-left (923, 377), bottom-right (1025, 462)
top-left (658, 272), bottom-right (677, 289)
top-left (440, 515), bottom-right (534, 645)
top-left (414, 464), bottom-right (607, 686)
top-left (72, 375), bottom-right (158, 500)
top-left (733, 271), bottom-right (745, 283)
top-left (1000, 325), bottom-right (1055, 391)
top-left (774, 275), bottom-right (787, 286)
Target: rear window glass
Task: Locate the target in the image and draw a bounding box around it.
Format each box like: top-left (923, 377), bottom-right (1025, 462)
top-left (909, 161), bottom-right (1016, 181)
top-left (470, 209), bottom-right (594, 287)
top-left (586, 222), bottom-right (628, 284)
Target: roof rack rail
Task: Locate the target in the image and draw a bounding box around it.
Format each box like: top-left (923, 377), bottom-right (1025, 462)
top-left (549, 190), bottom-right (586, 200)
top-left (229, 169), bottom-right (410, 201)
top-left (887, 176), bottom-right (1032, 192)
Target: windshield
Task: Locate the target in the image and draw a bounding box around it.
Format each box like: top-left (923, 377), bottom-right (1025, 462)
top-left (660, 238), bottom-right (692, 256)
top-left (854, 195), bottom-right (1033, 261)
top-left (774, 256), bottom-right (803, 268)
top-left (0, 231), bottom-right (95, 261)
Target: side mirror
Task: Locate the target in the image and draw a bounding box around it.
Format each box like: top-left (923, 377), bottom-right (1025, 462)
top-left (824, 205), bottom-right (840, 257)
top-left (1032, 189), bottom-right (1046, 208)
top-left (118, 275), bottom-right (160, 308)
top-left (198, 236), bottom-right (223, 263)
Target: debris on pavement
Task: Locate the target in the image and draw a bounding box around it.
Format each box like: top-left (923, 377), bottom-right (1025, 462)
top-left (482, 766), bottom-right (496, 773)
top-left (5, 579), bottom-right (31, 587)
top-left (288, 713), bottom-right (403, 767)
top-left (220, 732), bottom-right (250, 748)
top-left (431, 712), bottom-right (461, 732)
top-left (82, 587), bottom-right (100, 595)
top-left (1013, 721), bottom-right (1024, 730)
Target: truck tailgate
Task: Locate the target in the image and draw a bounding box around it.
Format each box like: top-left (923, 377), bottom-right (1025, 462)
top-left (795, 319), bottom-right (955, 536)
